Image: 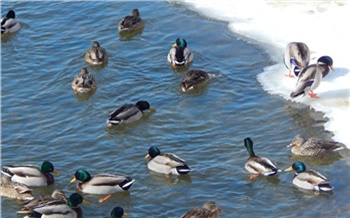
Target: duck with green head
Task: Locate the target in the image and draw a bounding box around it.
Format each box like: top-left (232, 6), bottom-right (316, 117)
top-left (103, 206), bottom-right (128, 218)
top-left (285, 161), bottom-right (333, 191)
top-left (23, 193), bottom-right (89, 218)
top-left (244, 137), bottom-right (279, 179)
top-left (107, 100), bottom-right (155, 127)
top-left (1, 10), bottom-right (21, 36)
top-left (70, 169), bottom-right (135, 195)
top-left (145, 146), bottom-right (191, 175)
top-left (167, 38), bottom-right (193, 68)
top-left (1, 161), bottom-right (60, 187)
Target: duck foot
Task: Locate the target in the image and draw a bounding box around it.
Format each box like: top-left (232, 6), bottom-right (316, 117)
top-left (249, 174), bottom-right (260, 180)
top-left (98, 194), bottom-right (111, 203)
top-left (284, 72), bottom-right (294, 78)
top-left (308, 92), bottom-right (318, 98)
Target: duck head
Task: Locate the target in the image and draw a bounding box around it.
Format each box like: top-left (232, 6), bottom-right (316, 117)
top-left (285, 161), bottom-right (306, 173)
top-left (70, 169), bottom-right (92, 183)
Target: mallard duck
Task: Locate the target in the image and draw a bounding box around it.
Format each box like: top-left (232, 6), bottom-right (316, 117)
top-left (244, 137), bottom-right (279, 179)
top-left (283, 42), bottom-right (310, 78)
top-left (71, 67), bottom-right (96, 94)
top-left (285, 161), bottom-right (333, 191)
top-left (118, 9), bottom-right (144, 32)
top-left (107, 100), bottom-right (155, 127)
top-left (1, 161), bottom-right (60, 187)
top-left (70, 169), bottom-right (135, 195)
top-left (1, 10), bottom-right (21, 36)
top-left (167, 38), bottom-right (194, 68)
top-left (102, 206), bottom-right (128, 218)
top-left (287, 135), bottom-right (345, 156)
top-left (18, 190), bottom-right (67, 214)
top-left (290, 56), bottom-right (334, 98)
top-left (23, 193), bottom-right (89, 218)
top-left (179, 70), bottom-right (214, 92)
top-left (145, 146), bottom-right (191, 175)
top-left (181, 201), bottom-right (222, 218)
top-left (0, 176), bottom-right (34, 201)
top-left (85, 41), bottom-right (108, 65)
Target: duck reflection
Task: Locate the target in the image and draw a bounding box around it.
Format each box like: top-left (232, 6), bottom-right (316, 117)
top-left (147, 171), bottom-right (192, 187)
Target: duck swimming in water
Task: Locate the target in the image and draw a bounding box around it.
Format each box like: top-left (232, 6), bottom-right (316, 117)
top-left (290, 56), bottom-right (334, 98)
top-left (283, 42), bottom-right (310, 78)
top-left (244, 137), bottom-right (279, 179)
top-left (1, 161), bottom-right (60, 187)
top-left (179, 70), bottom-right (214, 92)
top-left (145, 146), bottom-right (191, 175)
top-left (118, 9), bottom-right (144, 32)
top-left (70, 169), bottom-right (135, 195)
top-left (167, 38), bottom-right (193, 68)
top-left (85, 41), bottom-right (108, 66)
top-left (1, 10), bottom-right (20, 36)
top-left (23, 193), bottom-right (89, 218)
top-left (181, 201), bottom-right (222, 218)
top-left (287, 135), bottom-right (345, 156)
top-left (107, 100), bottom-right (154, 127)
top-left (285, 161), bottom-right (333, 191)
top-left (71, 67), bottom-right (96, 94)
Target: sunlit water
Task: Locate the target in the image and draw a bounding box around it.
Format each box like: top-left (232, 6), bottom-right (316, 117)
top-left (1, 1), bottom-right (350, 217)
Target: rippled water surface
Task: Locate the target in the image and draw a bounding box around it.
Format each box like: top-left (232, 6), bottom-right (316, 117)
top-left (1, 1), bottom-right (350, 217)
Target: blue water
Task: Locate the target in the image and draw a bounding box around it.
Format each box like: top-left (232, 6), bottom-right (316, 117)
top-left (1, 1), bottom-right (349, 217)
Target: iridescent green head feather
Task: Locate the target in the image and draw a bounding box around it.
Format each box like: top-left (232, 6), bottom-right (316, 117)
top-left (111, 206), bottom-right (127, 218)
top-left (39, 161), bottom-right (55, 173)
top-left (244, 137), bottom-right (256, 158)
top-left (292, 161), bottom-right (306, 173)
top-left (147, 146), bottom-right (161, 158)
top-left (176, 38), bottom-right (187, 48)
top-left (74, 169), bottom-right (92, 182)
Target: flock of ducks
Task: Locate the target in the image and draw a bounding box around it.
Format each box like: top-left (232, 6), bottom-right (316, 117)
top-left (0, 7), bottom-right (346, 218)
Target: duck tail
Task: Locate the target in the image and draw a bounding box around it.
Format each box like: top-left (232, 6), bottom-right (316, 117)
top-left (1, 167), bottom-right (14, 177)
top-left (176, 165), bottom-right (191, 175)
top-left (119, 177), bottom-right (135, 191)
top-left (318, 182), bottom-right (334, 191)
top-left (290, 90), bottom-right (305, 98)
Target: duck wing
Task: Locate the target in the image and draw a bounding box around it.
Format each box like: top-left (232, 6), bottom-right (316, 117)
top-left (160, 152), bottom-right (187, 167)
top-left (88, 174), bottom-right (132, 186)
top-left (30, 200), bottom-right (74, 216)
top-left (290, 65), bottom-right (318, 97)
top-left (181, 207), bottom-right (217, 218)
top-left (120, 15), bottom-right (141, 28)
top-left (305, 138), bottom-right (344, 151)
top-left (2, 165), bottom-right (41, 178)
top-left (109, 104), bottom-right (140, 120)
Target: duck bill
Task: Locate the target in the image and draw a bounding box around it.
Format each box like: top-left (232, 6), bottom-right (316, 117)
top-left (172, 43), bottom-right (177, 47)
top-left (284, 166), bottom-right (293, 172)
top-left (145, 154), bottom-right (150, 158)
top-left (330, 65), bottom-right (335, 71)
top-left (70, 177), bottom-right (77, 183)
top-left (124, 212), bottom-right (129, 216)
top-left (82, 199), bottom-right (90, 205)
top-left (286, 143), bottom-right (293, 148)
top-left (149, 106), bottom-right (156, 112)
top-left (53, 170), bottom-right (61, 176)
